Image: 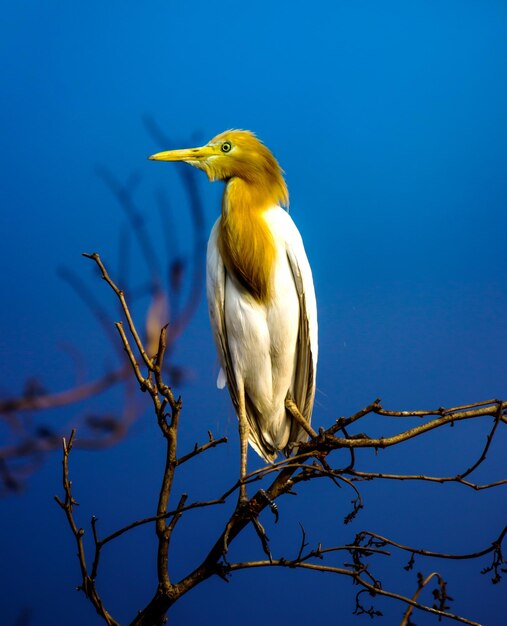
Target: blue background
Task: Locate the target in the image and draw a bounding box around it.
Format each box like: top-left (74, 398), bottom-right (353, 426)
top-left (1, 2), bottom-right (506, 624)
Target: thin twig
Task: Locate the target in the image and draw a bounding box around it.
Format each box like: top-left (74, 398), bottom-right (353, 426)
top-left (226, 559), bottom-right (479, 626)
top-left (346, 469), bottom-right (507, 490)
top-left (54, 431), bottom-right (119, 626)
top-left (360, 527), bottom-right (507, 562)
top-left (401, 572), bottom-right (444, 626)
top-left (83, 252), bottom-right (154, 370)
top-left (176, 432), bottom-right (228, 466)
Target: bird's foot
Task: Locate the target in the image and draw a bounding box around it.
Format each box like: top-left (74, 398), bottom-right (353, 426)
top-left (222, 517), bottom-right (234, 556)
top-left (221, 490), bottom-right (249, 555)
top-left (251, 515), bottom-right (273, 562)
top-left (258, 489), bottom-right (279, 523)
top-left (236, 491), bottom-right (273, 561)
top-left (222, 493), bottom-right (274, 562)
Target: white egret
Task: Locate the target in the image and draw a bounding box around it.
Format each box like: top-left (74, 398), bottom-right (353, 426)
top-left (150, 130), bottom-right (317, 501)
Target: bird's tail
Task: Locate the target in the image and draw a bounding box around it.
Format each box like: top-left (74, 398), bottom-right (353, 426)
top-left (244, 393), bottom-right (279, 463)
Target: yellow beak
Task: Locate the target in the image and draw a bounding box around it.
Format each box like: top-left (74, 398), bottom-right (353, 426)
top-left (148, 146), bottom-right (212, 162)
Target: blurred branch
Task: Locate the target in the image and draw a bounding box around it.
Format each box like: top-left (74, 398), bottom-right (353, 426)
top-left (0, 128), bottom-right (206, 494)
top-left (142, 116), bottom-right (207, 344)
top-left (94, 168), bottom-right (161, 289)
top-left (0, 368), bottom-right (127, 414)
top-left (10, 608), bottom-right (32, 626)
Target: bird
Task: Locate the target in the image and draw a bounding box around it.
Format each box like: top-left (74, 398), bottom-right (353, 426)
top-left (149, 130), bottom-right (317, 502)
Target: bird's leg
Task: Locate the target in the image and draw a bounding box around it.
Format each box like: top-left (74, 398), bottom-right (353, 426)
top-left (285, 398), bottom-right (318, 438)
top-left (238, 386), bottom-right (249, 505)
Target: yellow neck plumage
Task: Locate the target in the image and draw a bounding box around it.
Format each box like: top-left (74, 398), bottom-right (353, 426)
top-left (148, 129), bottom-right (289, 301)
top-left (218, 173), bottom-right (288, 303)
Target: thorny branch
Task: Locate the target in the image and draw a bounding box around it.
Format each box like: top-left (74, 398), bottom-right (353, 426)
top-left (54, 254), bottom-right (506, 626)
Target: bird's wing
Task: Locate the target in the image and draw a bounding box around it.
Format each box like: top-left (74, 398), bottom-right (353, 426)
top-left (206, 220), bottom-right (237, 400)
top-left (283, 213), bottom-right (318, 451)
top-left (206, 219), bottom-right (280, 462)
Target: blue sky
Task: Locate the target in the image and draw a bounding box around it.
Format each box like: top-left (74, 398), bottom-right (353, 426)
top-left (1, 2), bottom-right (506, 625)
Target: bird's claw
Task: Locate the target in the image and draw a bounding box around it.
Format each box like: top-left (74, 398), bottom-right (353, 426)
top-left (222, 494), bottom-right (276, 561)
top-left (222, 496), bottom-right (251, 555)
top-left (251, 515), bottom-right (273, 562)
top-left (237, 492), bottom-right (274, 560)
top-left (258, 489), bottom-right (279, 523)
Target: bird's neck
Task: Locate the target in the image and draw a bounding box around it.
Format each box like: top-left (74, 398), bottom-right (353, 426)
top-left (218, 177), bottom-right (278, 303)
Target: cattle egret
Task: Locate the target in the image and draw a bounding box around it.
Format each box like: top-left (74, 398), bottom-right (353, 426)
top-left (150, 130), bottom-right (318, 502)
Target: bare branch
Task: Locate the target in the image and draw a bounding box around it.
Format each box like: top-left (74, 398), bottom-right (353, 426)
top-left (54, 432), bottom-right (119, 626)
top-left (226, 559), bottom-right (480, 626)
top-left (401, 572), bottom-right (449, 626)
top-left (176, 432), bottom-right (228, 466)
top-left (83, 253), bottom-right (154, 370)
top-left (458, 402), bottom-right (503, 480)
top-left (55, 251), bottom-right (506, 626)
top-left (305, 399), bottom-right (507, 451)
top-left (359, 526), bottom-right (507, 563)
top-left (345, 468), bottom-right (507, 490)
top-left (95, 497), bottom-right (226, 548)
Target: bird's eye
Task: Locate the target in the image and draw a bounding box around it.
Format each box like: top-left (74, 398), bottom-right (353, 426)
top-left (221, 141), bottom-right (232, 153)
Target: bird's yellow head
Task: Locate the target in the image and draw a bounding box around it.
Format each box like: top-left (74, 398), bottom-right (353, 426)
top-left (149, 129), bottom-right (288, 208)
